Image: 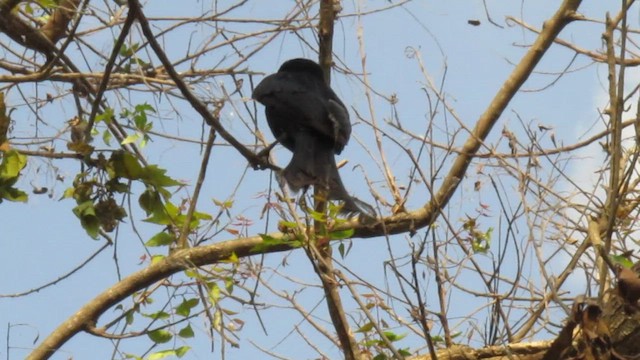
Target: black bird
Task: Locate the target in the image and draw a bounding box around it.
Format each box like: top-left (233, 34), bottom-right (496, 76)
top-left (252, 58), bottom-right (375, 219)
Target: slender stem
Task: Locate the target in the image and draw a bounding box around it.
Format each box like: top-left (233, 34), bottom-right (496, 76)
top-left (178, 126), bottom-right (217, 248)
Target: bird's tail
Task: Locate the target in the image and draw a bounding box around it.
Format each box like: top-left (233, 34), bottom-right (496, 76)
top-left (281, 133), bottom-right (376, 220)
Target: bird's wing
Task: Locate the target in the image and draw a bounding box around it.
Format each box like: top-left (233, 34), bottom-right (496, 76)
top-left (253, 72), bottom-right (348, 147)
top-left (327, 98), bottom-right (350, 153)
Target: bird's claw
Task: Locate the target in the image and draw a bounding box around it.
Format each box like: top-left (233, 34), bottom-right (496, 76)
top-left (250, 146), bottom-right (273, 170)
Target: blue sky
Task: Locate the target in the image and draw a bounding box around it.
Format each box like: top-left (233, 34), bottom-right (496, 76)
top-left (0, 0), bottom-right (626, 359)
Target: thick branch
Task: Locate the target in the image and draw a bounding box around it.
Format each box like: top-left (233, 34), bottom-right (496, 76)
top-left (315, 1), bottom-right (361, 359)
top-left (351, 0), bottom-right (584, 238)
top-left (0, 4), bottom-right (58, 55)
top-left (318, 0), bottom-right (336, 83)
top-left (129, 0), bottom-right (274, 171)
top-left (40, 0), bottom-right (81, 43)
top-left (28, 233), bottom-right (294, 360)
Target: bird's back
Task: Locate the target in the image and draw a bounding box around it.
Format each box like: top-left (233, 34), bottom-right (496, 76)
top-left (252, 65), bottom-right (350, 154)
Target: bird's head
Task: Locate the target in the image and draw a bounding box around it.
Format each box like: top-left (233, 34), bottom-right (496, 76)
top-left (278, 58), bottom-right (326, 82)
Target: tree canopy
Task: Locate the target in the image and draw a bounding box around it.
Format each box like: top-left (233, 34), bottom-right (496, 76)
top-left (2, 0), bottom-right (640, 359)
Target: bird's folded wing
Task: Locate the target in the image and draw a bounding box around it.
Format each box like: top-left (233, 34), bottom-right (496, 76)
top-left (253, 73), bottom-right (348, 148)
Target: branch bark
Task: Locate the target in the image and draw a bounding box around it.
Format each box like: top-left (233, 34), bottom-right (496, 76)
top-left (314, 1), bottom-right (362, 359)
top-left (40, 0), bottom-right (81, 43)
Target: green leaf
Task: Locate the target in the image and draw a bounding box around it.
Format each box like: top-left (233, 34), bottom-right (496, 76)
top-left (132, 103), bottom-right (155, 131)
top-left (355, 322), bottom-right (375, 333)
top-left (119, 42), bottom-right (140, 57)
top-left (140, 165), bottom-right (182, 187)
top-left (139, 135), bottom-right (149, 148)
top-left (145, 232), bottom-right (175, 247)
top-left (139, 189), bottom-right (163, 215)
top-left (72, 201), bottom-right (100, 238)
top-left (0, 151), bottom-right (28, 202)
top-left (471, 227), bottom-right (493, 253)
top-left (186, 209), bottom-right (213, 230)
top-left (133, 115), bottom-right (147, 131)
top-left (251, 234), bottom-right (302, 253)
top-left (175, 298), bottom-right (199, 317)
top-left (178, 325), bottom-right (195, 338)
top-left (62, 187), bottom-right (75, 199)
top-left (36, 0), bottom-right (58, 10)
top-left (110, 151), bottom-right (143, 180)
top-left (0, 150), bottom-right (27, 179)
top-left (143, 200), bottom-right (179, 225)
top-left (148, 349), bottom-right (177, 360)
top-left (142, 311), bottom-right (169, 320)
top-left (102, 128), bottom-right (112, 146)
top-left (95, 108), bottom-right (114, 124)
top-left (307, 208), bottom-right (326, 222)
top-left (209, 283), bottom-right (220, 304)
top-left (611, 255), bottom-right (634, 268)
top-left (135, 103), bottom-right (155, 114)
top-left (398, 348), bottom-right (412, 356)
top-left (147, 329), bottom-right (172, 344)
top-left (220, 252), bottom-right (238, 264)
top-left (105, 178), bottom-right (129, 193)
top-left (278, 220), bottom-right (298, 229)
top-left (363, 339), bottom-right (383, 347)
top-left (213, 198), bottom-right (234, 209)
top-left (125, 309), bottom-right (135, 325)
top-left (121, 133), bottom-right (140, 145)
top-left (184, 269), bottom-right (199, 278)
top-left (338, 242), bottom-right (346, 258)
top-left (191, 209), bottom-right (212, 221)
top-left (329, 228), bottom-right (354, 240)
top-left (483, 227), bottom-right (494, 241)
top-left (225, 277), bottom-right (234, 294)
top-left (175, 346), bottom-right (190, 357)
top-left (150, 254), bottom-right (165, 264)
top-left (431, 335), bottom-right (444, 344)
top-left (145, 346), bottom-right (190, 359)
top-left (0, 186), bottom-right (28, 203)
top-left (383, 331), bottom-right (407, 342)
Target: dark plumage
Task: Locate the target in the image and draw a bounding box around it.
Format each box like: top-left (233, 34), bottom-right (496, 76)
top-left (252, 58), bottom-right (374, 219)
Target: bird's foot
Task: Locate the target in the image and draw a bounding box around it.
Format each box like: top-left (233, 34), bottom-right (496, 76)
top-left (251, 140), bottom-right (281, 170)
top-left (251, 147), bottom-right (273, 170)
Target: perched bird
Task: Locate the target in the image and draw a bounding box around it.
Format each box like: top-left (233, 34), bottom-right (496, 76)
top-left (252, 58), bottom-right (374, 219)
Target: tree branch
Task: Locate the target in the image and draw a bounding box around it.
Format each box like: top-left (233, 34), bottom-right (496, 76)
top-left (349, 0), bottom-right (584, 238)
top-left (128, 0), bottom-right (275, 171)
top-left (28, 232), bottom-right (294, 359)
top-left (314, 1), bottom-right (362, 359)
